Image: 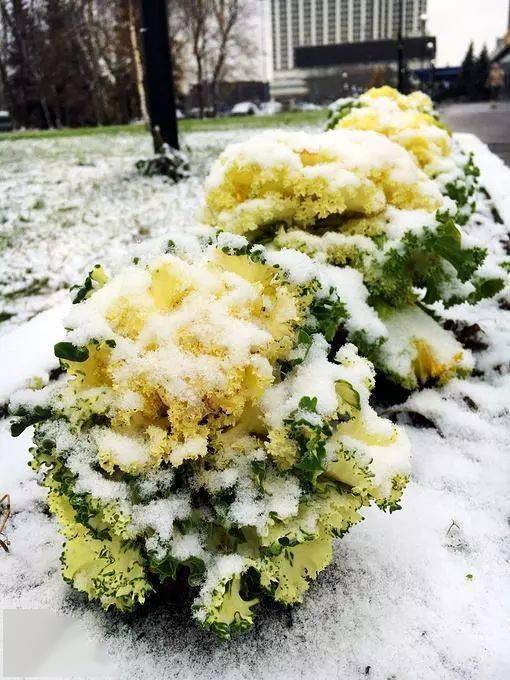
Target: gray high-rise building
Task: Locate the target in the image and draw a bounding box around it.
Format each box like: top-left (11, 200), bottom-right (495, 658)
top-left (271, 0), bottom-right (428, 72)
top-left (265, 0), bottom-right (433, 102)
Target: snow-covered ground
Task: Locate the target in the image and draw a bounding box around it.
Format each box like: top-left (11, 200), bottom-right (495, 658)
top-left (0, 129), bottom-right (261, 333)
top-left (0, 130), bottom-right (509, 679)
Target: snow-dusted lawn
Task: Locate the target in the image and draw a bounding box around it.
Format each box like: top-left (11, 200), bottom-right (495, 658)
top-left (0, 129), bottom-right (267, 332)
top-left (0, 130), bottom-right (509, 679)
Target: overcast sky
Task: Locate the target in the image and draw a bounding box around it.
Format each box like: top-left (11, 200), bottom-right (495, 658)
top-left (428, 0), bottom-right (509, 66)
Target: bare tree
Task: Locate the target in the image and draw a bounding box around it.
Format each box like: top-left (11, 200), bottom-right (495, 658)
top-left (0, 5), bottom-right (13, 113)
top-left (172, 0), bottom-right (210, 117)
top-left (0, 0), bottom-right (142, 129)
top-left (172, 0), bottom-right (256, 117)
top-left (0, 0), bottom-right (47, 126)
top-left (127, 0), bottom-right (148, 122)
top-left (0, 0), bottom-right (256, 127)
top-left (209, 0), bottom-right (239, 116)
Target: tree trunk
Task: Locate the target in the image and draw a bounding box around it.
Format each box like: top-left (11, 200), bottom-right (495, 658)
top-left (197, 79), bottom-right (204, 118)
top-left (194, 35), bottom-right (205, 118)
top-left (40, 95), bottom-right (52, 128)
top-left (210, 0), bottom-right (239, 117)
top-left (127, 0), bottom-right (148, 122)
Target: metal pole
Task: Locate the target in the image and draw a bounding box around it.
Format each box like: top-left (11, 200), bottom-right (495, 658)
top-left (139, 0), bottom-right (179, 151)
top-left (397, 0), bottom-right (404, 92)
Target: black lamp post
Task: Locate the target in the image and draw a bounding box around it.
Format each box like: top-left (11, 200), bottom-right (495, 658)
top-left (397, 0), bottom-right (405, 92)
top-left (139, 0), bottom-right (179, 151)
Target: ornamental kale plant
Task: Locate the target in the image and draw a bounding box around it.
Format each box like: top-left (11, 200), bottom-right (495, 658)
top-left (10, 229), bottom-right (410, 639)
top-left (205, 92), bottom-right (505, 389)
top-left (327, 86), bottom-right (480, 219)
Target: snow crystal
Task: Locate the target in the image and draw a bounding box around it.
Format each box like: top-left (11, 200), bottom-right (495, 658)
top-left (131, 495), bottom-right (191, 543)
top-left (378, 305), bottom-right (474, 381)
top-left (381, 206), bottom-right (437, 240)
top-left (228, 469), bottom-right (301, 535)
top-left (136, 467), bottom-right (175, 500)
top-left (8, 382), bottom-right (59, 411)
top-left (266, 249), bottom-right (386, 342)
top-left (320, 264), bottom-right (387, 341)
top-left (214, 231), bottom-right (249, 251)
top-left (207, 128), bottom-right (441, 201)
top-left (171, 533), bottom-right (205, 561)
top-left (67, 448), bottom-right (130, 503)
top-left (0, 304), bottom-right (67, 404)
top-left (170, 437), bottom-right (208, 466)
top-left (116, 390), bottom-right (144, 411)
top-left (199, 467), bottom-right (239, 493)
top-left (95, 429), bottom-right (150, 468)
top-left (340, 429), bottom-right (411, 498)
top-left (265, 247), bottom-right (320, 286)
top-left (0, 130), bottom-right (246, 333)
top-left (261, 334), bottom-right (341, 428)
top-left (198, 554), bottom-right (246, 603)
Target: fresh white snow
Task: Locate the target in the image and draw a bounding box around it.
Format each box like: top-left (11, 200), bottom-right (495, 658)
top-left (0, 129), bottom-right (509, 679)
top-left (0, 303), bottom-right (67, 403)
top-left (0, 129), bottom-right (251, 333)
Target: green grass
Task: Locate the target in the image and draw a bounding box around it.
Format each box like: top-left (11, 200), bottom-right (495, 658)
top-left (181, 109), bottom-right (327, 132)
top-left (0, 109), bottom-right (327, 142)
top-left (0, 123), bottom-right (146, 141)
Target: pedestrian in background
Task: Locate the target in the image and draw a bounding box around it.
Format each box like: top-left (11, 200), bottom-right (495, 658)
top-left (486, 63), bottom-right (505, 108)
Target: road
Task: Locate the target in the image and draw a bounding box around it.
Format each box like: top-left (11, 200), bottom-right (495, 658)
top-left (438, 101), bottom-right (510, 166)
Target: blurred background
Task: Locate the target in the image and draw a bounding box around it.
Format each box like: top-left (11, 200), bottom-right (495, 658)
top-left (0, 0), bottom-right (509, 130)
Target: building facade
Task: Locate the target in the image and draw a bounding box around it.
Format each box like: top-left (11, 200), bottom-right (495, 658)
top-left (490, 0), bottom-right (510, 98)
top-left (268, 0), bottom-right (430, 102)
top-left (271, 0), bottom-right (428, 72)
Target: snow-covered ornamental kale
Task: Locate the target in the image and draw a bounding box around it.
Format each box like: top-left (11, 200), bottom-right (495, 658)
top-left (203, 125), bottom-right (503, 388)
top-left (10, 230), bottom-right (410, 639)
top-left (327, 86), bottom-right (480, 222)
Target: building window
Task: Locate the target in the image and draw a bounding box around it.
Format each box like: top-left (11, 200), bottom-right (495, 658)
top-left (365, 0), bottom-right (374, 40)
top-left (291, 0), bottom-right (300, 57)
top-left (389, 0), bottom-right (395, 38)
top-left (353, 0), bottom-right (361, 41)
top-left (328, 0), bottom-right (336, 43)
top-left (303, 0), bottom-right (312, 45)
top-left (405, 0), bottom-right (414, 35)
top-left (340, 0), bottom-right (348, 41)
top-left (316, 0), bottom-right (324, 44)
top-left (379, 0), bottom-right (386, 38)
top-left (280, 0), bottom-right (288, 69)
top-left (271, 0), bottom-right (279, 71)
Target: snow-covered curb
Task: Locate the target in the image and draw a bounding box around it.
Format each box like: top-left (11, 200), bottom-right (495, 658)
top-left (456, 132), bottom-right (510, 225)
top-left (0, 303), bottom-right (68, 404)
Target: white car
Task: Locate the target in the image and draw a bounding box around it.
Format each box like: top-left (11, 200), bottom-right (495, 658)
top-left (230, 101), bottom-right (259, 116)
top-left (293, 101), bottom-right (321, 111)
top-left (258, 100), bottom-right (283, 116)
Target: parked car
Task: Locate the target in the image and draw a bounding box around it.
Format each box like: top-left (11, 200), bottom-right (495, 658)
top-left (258, 100), bottom-right (283, 116)
top-left (0, 110), bottom-right (13, 132)
top-left (230, 101), bottom-right (259, 116)
top-left (293, 101), bottom-right (322, 112)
